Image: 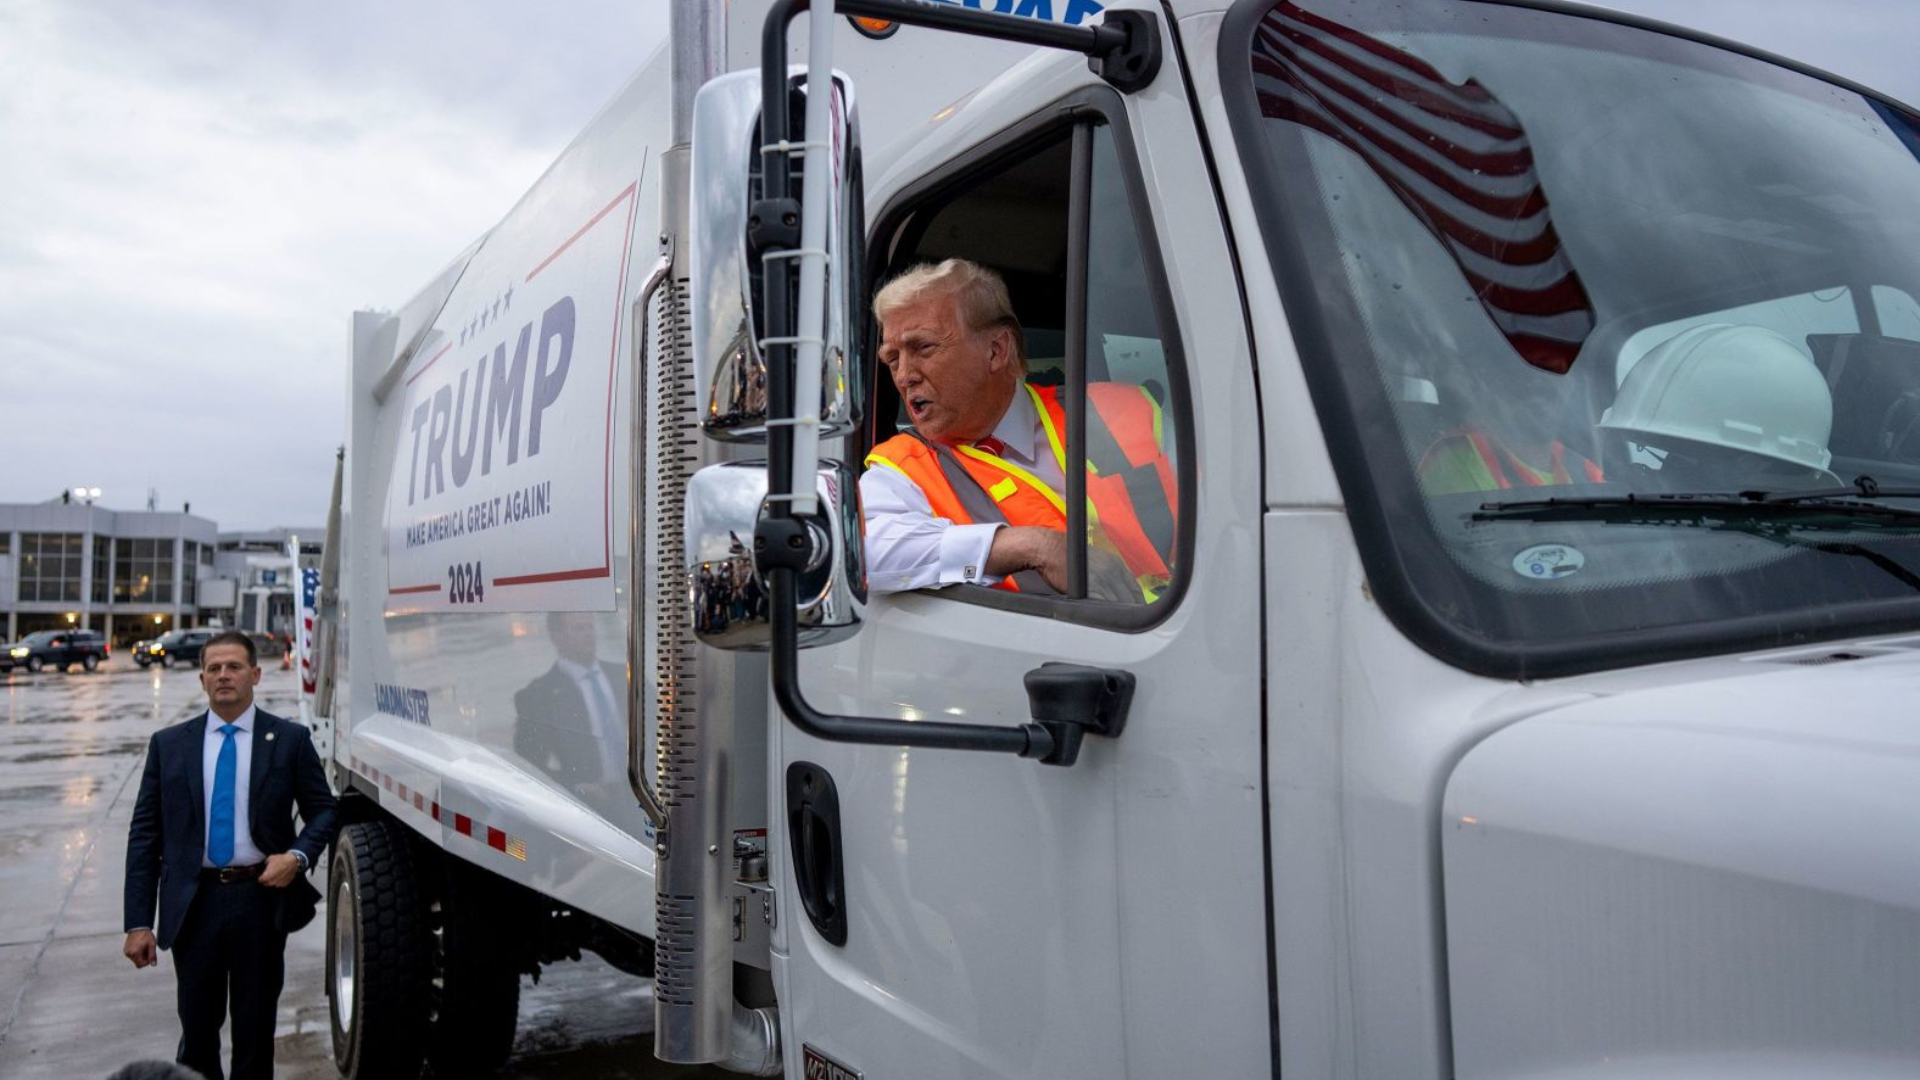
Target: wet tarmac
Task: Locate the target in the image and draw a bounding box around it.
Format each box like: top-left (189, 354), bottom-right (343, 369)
top-left (0, 661), bottom-right (734, 1079)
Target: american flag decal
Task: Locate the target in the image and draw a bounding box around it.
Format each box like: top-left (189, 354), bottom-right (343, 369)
top-left (1252, 3), bottom-right (1594, 374)
top-left (299, 566), bottom-right (320, 695)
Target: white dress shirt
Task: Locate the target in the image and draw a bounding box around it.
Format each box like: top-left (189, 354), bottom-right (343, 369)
top-left (861, 387), bottom-right (1066, 593)
top-left (201, 705), bottom-right (266, 868)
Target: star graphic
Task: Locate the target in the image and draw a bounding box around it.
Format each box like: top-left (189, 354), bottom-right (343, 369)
top-left (502, 284), bottom-right (513, 312)
top-left (491, 297), bottom-right (501, 320)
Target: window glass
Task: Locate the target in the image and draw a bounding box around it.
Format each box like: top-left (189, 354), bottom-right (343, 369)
top-left (91, 536), bottom-right (111, 605)
top-left (18, 533), bottom-right (82, 603)
top-left (1618, 288), bottom-right (1858, 382)
top-left (1234, 0), bottom-right (1920, 670)
top-left (1080, 125), bottom-right (1180, 604)
top-left (1874, 285), bottom-right (1920, 342)
top-left (869, 110), bottom-right (1188, 620)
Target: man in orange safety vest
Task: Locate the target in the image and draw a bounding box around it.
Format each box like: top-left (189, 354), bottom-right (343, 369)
top-left (861, 259), bottom-right (1176, 603)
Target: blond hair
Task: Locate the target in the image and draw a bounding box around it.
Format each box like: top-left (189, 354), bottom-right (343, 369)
top-left (873, 259), bottom-right (1026, 372)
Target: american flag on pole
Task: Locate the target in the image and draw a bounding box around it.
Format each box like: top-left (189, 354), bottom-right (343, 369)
top-left (299, 566), bottom-right (320, 696)
top-left (1252, 2), bottom-right (1594, 374)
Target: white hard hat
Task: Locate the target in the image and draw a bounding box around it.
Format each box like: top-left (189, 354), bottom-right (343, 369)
top-left (1599, 323), bottom-right (1833, 472)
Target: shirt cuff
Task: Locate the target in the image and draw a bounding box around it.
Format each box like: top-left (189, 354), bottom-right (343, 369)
top-left (936, 523), bottom-right (1004, 586)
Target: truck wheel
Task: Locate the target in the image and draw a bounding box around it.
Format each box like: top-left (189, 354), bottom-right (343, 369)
top-left (26, 657), bottom-right (42, 673)
top-left (82, 655), bottom-right (98, 672)
top-left (425, 861), bottom-right (521, 1076)
top-left (330, 819), bottom-right (430, 1080)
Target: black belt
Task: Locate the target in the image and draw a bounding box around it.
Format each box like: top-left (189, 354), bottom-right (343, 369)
top-left (200, 863), bottom-right (264, 884)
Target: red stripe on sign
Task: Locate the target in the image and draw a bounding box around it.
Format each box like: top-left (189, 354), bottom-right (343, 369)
top-left (493, 566), bottom-right (612, 587)
top-left (487, 827), bottom-right (507, 852)
top-left (454, 813), bottom-right (473, 836)
top-left (526, 182), bottom-right (638, 281)
top-left (405, 340), bottom-right (456, 388)
top-left (388, 584), bottom-right (442, 596)
top-left (413, 792), bottom-right (426, 811)
top-left (432, 802), bottom-right (442, 823)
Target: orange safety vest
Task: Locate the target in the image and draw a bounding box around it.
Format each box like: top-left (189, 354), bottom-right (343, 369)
top-left (1417, 427), bottom-right (1604, 495)
top-left (866, 383), bottom-right (1177, 597)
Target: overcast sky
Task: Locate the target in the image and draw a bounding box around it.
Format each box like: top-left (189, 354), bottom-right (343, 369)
top-left (1, 0), bottom-right (1913, 530)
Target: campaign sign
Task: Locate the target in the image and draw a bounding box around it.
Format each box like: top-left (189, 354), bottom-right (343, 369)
top-left (384, 183), bottom-right (638, 613)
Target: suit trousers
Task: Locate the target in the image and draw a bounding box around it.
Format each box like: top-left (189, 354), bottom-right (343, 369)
top-left (172, 877), bottom-right (286, 1080)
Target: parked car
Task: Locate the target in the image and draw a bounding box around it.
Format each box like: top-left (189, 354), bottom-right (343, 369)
top-left (1, 629), bottom-right (110, 673)
top-left (153, 628), bottom-right (219, 669)
top-left (132, 633), bottom-right (171, 668)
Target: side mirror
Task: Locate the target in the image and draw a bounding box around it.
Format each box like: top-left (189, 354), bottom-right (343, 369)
top-left (690, 68), bottom-right (865, 444)
top-left (685, 460), bottom-right (865, 651)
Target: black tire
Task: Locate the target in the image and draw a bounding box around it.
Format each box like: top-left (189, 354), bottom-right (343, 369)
top-left (424, 861), bottom-right (521, 1077)
top-left (160, 654), bottom-right (174, 669)
top-left (330, 819), bottom-right (431, 1080)
top-left (26, 656), bottom-right (43, 674)
top-left (82, 655), bottom-right (98, 672)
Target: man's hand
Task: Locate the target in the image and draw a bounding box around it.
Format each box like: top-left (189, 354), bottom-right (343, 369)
top-left (124, 930), bottom-right (157, 969)
top-left (259, 852), bottom-right (303, 888)
top-left (988, 526), bottom-right (1141, 603)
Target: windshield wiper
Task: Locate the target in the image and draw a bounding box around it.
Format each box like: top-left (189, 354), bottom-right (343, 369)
top-left (1474, 481), bottom-right (1920, 528)
top-left (1746, 474), bottom-right (1920, 506)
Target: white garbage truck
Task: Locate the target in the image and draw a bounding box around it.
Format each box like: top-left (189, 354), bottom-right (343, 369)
top-left (311, 0), bottom-right (1920, 1076)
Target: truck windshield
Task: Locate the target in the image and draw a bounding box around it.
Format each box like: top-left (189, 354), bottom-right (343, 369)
top-left (1228, 0), bottom-right (1920, 674)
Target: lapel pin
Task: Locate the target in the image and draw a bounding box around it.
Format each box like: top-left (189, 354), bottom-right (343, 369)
top-left (265, 732), bottom-right (276, 742)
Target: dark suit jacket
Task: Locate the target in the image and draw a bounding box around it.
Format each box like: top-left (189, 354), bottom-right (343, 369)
top-left (124, 708), bottom-right (339, 950)
top-left (513, 660), bottom-right (625, 783)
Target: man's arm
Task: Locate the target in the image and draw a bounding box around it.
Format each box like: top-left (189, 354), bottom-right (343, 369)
top-left (860, 466), bottom-right (1003, 592)
top-left (287, 728), bottom-right (338, 866)
top-left (122, 737), bottom-right (164, 967)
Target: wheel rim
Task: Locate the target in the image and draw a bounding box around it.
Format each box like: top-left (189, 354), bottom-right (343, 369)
top-left (333, 880), bottom-right (357, 1035)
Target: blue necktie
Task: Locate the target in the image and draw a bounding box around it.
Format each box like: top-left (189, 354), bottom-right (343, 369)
top-left (208, 723), bottom-right (239, 867)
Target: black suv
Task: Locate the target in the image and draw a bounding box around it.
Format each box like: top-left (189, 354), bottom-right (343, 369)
top-left (2, 629), bottom-right (110, 673)
top-left (153, 628), bottom-right (219, 669)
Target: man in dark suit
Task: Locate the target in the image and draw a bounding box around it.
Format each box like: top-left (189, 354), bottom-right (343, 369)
top-left (123, 630), bottom-right (337, 1080)
top-left (513, 610), bottom-right (625, 791)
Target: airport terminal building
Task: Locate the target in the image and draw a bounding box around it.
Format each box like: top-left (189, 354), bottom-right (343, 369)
top-left (0, 500), bottom-right (320, 647)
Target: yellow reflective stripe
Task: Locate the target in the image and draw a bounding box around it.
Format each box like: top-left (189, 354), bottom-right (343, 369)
top-left (1028, 383), bottom-right (1068, 475)
top-left (864, 453), bottom-right (911, 480)
top-left (952, 443), bottom-right (1096, 523)
top-left (989, 477), bottom-right (1018, 502)
top-left (1140, 386), bottom-right (1164, 449)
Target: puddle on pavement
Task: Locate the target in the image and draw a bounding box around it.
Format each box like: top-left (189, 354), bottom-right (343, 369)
top-left (0, 776), bottom-right (105, 804)
top-left (4, 739), bottom-right (148, 765)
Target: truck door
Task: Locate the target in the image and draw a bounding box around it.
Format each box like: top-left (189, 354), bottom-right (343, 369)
top-left (772, 77), bottom-right (1271, 1078)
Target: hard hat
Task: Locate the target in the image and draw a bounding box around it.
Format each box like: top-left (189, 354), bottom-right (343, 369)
top-left (1599, 323), bottom-right (1833, 472)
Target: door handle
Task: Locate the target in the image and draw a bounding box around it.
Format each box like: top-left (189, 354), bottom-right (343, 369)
top-left (786, 762), bottom-right (848, 947)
